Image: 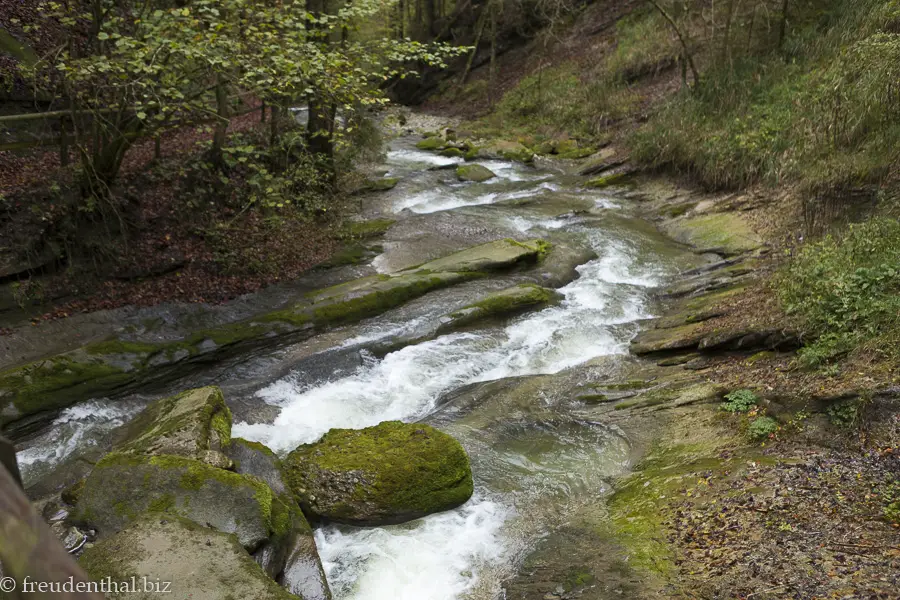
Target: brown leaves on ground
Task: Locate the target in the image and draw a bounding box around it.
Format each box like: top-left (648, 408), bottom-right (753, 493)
top-left (1, 109), bottom-right (341, 326)
top-left (667, 448), bottom-right (900, 600)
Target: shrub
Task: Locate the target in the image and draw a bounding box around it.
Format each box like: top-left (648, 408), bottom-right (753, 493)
top-left (748, 417), bottom-right (779, 441)
top-left (722, 389), bottom-right (759, 413)
top-left (629, 0), bottom-right (900, 192)
top-left (477, 63), bottom-right (637, 141)
top-left (884, 481), bottom-right (900, 525)
top-left (827, 400), bottom-right (861, 428)
top-left (606, 10), bottom-right (676, 82)
top-left (778, 218), bottom-right (900, 367)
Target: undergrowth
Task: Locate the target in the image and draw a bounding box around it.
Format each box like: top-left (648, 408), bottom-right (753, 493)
top-left (778, 217), bottom-right (900, 368)
top-left (630, 0), bottom-right (900, 192)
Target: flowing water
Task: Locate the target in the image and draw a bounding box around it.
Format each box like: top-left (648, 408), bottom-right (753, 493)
top-left (19, 138), bottom-right (707, 599)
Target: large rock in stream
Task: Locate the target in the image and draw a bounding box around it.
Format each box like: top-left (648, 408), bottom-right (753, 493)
top-left (115, 386), bottom-right (232, 466)
top-left (226, 438), bottom-right (332, 600)
top-left (284, 421), bottom-right (474, 526)
top-left (436, 283), bottom-right (562, 334)
top-left (456, 164), bottom-right (497, 182)
top-left (75, 452), bottom-right (275, 550)
top-left (79, 515), bottom-right (300, 600)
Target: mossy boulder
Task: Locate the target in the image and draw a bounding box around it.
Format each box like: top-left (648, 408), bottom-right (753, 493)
top-left (283, 421), bottom-right (473, 526)
top-left (75, 453), bottom-right (274, 550)
top-left (116, 386), bottom-right (232, 465)
top-left (661, 213), bottom-right (762, 256)
top-left (436, 284), bottom-right (563, 334)
top-left (415, 137), bottom-right (445, 151)
top-left (363, 177), bottom-right (399, 192)
top-left (456, 164), bottom-right (496, 182)
top-left (79, 514), bottom-right (300, 600)
top-left (478, 140), bottom-right (535, 163)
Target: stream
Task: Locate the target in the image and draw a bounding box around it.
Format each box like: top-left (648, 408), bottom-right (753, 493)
top-left (18, 136), bottom-right (709, 599)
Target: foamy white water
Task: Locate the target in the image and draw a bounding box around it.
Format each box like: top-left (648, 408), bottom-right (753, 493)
top-left (233, 236), bottom-right (660, 453)
top-left (394, 177), bottom-right (556, 214)
top-left (316, 497), bottom-right (511, 600)
top-left (17, 400), bottom-right (143, 484)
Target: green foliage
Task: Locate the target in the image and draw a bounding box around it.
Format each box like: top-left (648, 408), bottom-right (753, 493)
top-left (606, 10), bottom-right (676, 82)
top-left (778, 218), bottom-right (900, 366)
top-left (629, 0), bottom-right (900, 191)
top-left (883, 480), bottom-right (900, 525)
top-left (722, 389), bottom-right (759, 413)
top-left (827, 400), bottom-right (861, 428)
top-left (474, 63), bottom-right (638, 141)
top-left (748, 417), bottom-right (779, 441)
top-left (21, 0), bottom-right (465, 200)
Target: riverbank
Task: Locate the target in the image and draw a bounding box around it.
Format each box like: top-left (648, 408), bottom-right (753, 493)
top-left (531, 173), bottom-right (900, 599)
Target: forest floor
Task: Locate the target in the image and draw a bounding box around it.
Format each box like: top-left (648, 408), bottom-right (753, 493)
top-left (0, 110), bottom-right (345, 329)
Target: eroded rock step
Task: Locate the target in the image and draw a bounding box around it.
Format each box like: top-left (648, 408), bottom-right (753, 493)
top-left (0, 238), bottom-right (552, 437)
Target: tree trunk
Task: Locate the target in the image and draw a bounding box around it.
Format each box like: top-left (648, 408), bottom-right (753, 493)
top-left (778, 0), bottom-right (790, 50)
top-left (647, 0), bottom-right (701, 89)
top-left (460, 3), bottom-right (489, 85)
top-left (211, 75), bottom-right (230, 157)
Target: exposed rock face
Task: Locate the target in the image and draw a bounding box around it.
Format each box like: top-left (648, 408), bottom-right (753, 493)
top-left (227, 437), bottom-right (333, 600)
top-left (456, 164), bottom-right (497, 182)
top-left (436, 284), bottom-right (563, 334)
top-left (283, 421), bottom-right (474, 526)
top-left (417, 238), bottom-right (545, 273)
top-left (79, 515), bottom-right (300, 600)
top-left (661, 213), bottom-right (763, 256)
top-left (116, 386), bottom-right (232, 465)
top-left (227, 437), bottom-right (288, 496)
top-left (280, 524), bottom-right (333, 600)
top-left (75, 453), bottom-right (274, 550)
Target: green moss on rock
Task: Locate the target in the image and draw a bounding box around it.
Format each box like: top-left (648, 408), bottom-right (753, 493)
top-left (76, 453), bottom-right (274, 550)
top-left (662, 213), bottom-right (762, 256)
top-left (283, 421), bottom-right (474, 526)
top-left (456, 164), bottom-right (497, 182)
top-left (79, 514), bottom-right (299, 600)
top-left (0, 238), bottom-right (549, 432)
top-left (117, 386), bottom-right (232, 460)
top-left (586, 172), bottom-right (629, 188)
top-left (416, 137), bottom-right (445, 151)
top-left (437, 284), bottom-right (563, 334)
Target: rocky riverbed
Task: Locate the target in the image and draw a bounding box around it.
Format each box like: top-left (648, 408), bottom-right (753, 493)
top-left (5, 117), bottom-right (898, 600)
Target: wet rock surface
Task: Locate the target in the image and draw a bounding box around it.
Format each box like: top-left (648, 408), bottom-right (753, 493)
top-left (75, 452), bottom-right (274, 550)
top-left (283, 421), bottom-right (474, 526)
top-left (79, 515), bottom-right (301, 600)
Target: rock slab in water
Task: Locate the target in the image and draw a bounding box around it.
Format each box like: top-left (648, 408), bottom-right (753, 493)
top-left (284, 421), bottom-right (473, 526)
top-left (436, 283), bottom-right (563, 334)
top-left (79, 514), bottom-right (300, 600)
top-left (116, 386), bottom-right (232, 464)
top-left (0, 238), bottom-right (546, 435)
top-left (75, 453), bottom-right (274, 550)
top-left (456, 164), bottom-right (497, 182)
